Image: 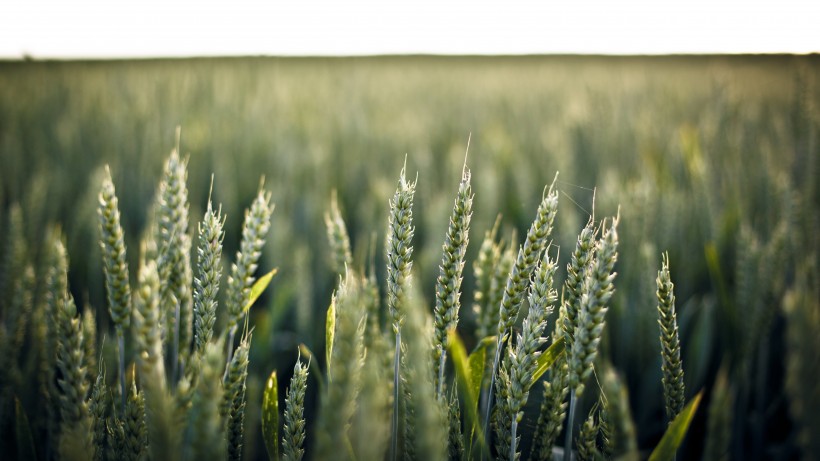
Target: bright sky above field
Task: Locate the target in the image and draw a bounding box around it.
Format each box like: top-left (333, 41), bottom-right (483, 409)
top-left (1, 0), bottom-right (818, 58)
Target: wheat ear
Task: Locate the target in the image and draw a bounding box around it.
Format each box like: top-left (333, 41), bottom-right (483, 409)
top-left (433, 165), bottom-right (473, 397)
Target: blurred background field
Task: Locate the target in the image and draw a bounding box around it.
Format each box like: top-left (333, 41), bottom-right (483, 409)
top-left (1, 54), bottom-right (818, 459)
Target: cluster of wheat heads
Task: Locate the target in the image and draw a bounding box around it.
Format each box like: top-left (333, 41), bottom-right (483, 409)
top-left (2, 149), bottom-right (814, 461)
top-left (0, 149), bottom-right (275, 461)
top-left (257, 160), bottom-right (703, 461)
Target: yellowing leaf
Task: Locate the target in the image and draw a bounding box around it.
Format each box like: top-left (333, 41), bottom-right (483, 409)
top-left (261, 370), bottom-right (279, 461)
top-left (529, 337), bottom-right (565, 389)
top-left (243, 268), bottom-right (278, 313)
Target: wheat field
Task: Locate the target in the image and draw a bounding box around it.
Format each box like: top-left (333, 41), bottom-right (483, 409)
top-left (0, 55), bottom-right (817, 460)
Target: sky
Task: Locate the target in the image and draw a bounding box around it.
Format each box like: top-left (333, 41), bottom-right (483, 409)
top-left (1, 0), bottom-right (818, 59)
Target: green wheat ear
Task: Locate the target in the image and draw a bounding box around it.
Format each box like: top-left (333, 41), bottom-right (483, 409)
top-left (283, 356), bottom-right (309, 461)
top-left (472, 216), bottom-right (503, 340)
top-left (569, 215), bottom-right (619, 395)
top-left (193, 192), bottom-right (225, 355)
top-left (385, 162), bottom-right (416, 461)
top-left (325, 189), bottom-right (353, 274)
top-left (56, 292), bottom-right (94, 460)
top-left (504, 252), bottom-right (559, 460)
top-left (576, 403), bottom-right (601, 461)
top-left (187, 339), bottom-right (227, 461)
top-left (225, 183), bottom-right (274, 343)
top-left (223, 334), bottom-right (252, 461)
top-left (98, 166), bottom-right (133, 410)
top-left (154, 149), bottom-right (194, 373)
top-left (657, 252), bottom-right (685, 422)
top-left (98, 165), bottom-right (132, 332)
top-left (432, 165), bottom-right (473, 397)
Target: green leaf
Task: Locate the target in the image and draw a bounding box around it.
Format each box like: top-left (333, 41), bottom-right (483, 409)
top-left (325, 299), bottom-right (336, 382)
top-left (529, 337), bottom-right (565, 389)
top-left (648, 390), bottom-right (703, 461)
top-left (467, 344), bottom-right (487, 412)
top-left (14, 397), bottom-right (36, 461)
top-left (243, 268), bottom-right (278, 313)
top-left (447, 329), bottom-right (487, 456)
top-left (262, 370), bottom-right (279, 461)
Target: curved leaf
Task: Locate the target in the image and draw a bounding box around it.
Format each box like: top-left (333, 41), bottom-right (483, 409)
top-left (648, 390), bottom-right (703, 461)
top-left (325, 300), bottom-right (336, 382)
top-left (529, 337), bottom-right (565, 389)
top-left (243, 268), bottom-right (278, 313)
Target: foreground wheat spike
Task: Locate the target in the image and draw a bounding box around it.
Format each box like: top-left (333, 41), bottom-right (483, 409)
top-left (154, 150), bottom-right (194, 373)
top-left (187, 340), bottom-right (227, 461)
top-left (401, 284), bottom-right (449, 461)
top-left (122, 374), bottom-right (148, 461)
top-left (316, 275), bottom-right (366, 461)
top-left (569, 216), bottom-right (619, 394)
top-left (225, 184), bottom-right (273, 355)
top-left (385, 163), bottom-right (416, 461)
top-left (496, 179), bottom-right (559, 340)
top-left (283, 357), bottom-right (309, 461)
top-left (223, 334), bottom-right (252, 461)
top-left (194, 195), bottom-right (225, 355)
top-left (448, 388), bottom-right (465, 461)
top-left (133, 257), bottom-right (166, 384)
top-left (56, 291), bottom-right (94, 459)
top-left (504, 253), bottom-right (559, 460)
top-left (598, 393), bottom-right (614, 459)
top-left (565, 216), bottom-right (618, 461)
top-left (386, 163), bottom-right (417, 331)
top-left (98, 166), bottom-right (133, 332)
top-left (561, 218), bottom-right (596, 348)
top-left (133, 257), bottom-right (178, 460)
top-left (529, 304), bottom-right (570, 461)
top-left (433, 166), bottom-right (473, 397)
top-left (41, 232), bottom-right (69, 452)
top-left (89, 367), bottom-right (108, 461)
top-left (600, 367), bottom-right (638, 460)
top-left (325, 189), bottom-right (354, 274)
top-left (472, 219), bottom-right (502, 340)
top-left (486, 177), bottom-right (559, 448)
top-left (657, 252), bottom-right (685, 422)
top-left (576, 403), bottom-right (601, 461)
